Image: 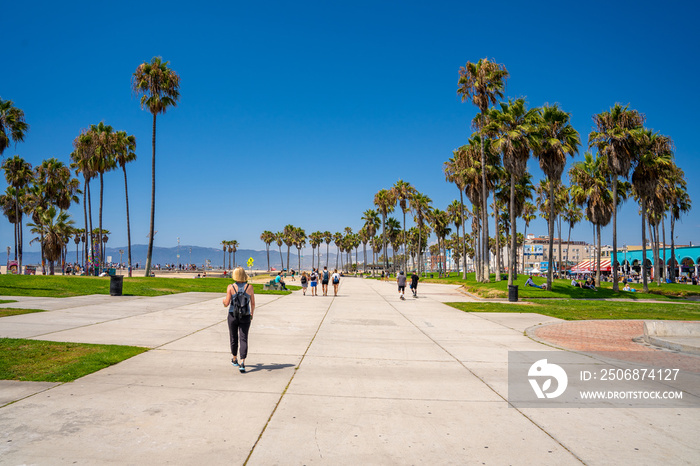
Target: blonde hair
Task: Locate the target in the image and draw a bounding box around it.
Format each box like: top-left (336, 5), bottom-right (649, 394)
top-left (232, 267), bottom-right (248, 283)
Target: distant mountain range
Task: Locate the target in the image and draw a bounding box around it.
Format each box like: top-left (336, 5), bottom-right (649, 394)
top-left (10, 244), bottom-right (353, 271)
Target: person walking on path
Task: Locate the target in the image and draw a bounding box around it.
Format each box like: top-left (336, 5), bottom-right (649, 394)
top-left (397, 270), bottom-right (407, 300)
top-left (331, 269), bottom-right (341, 296)
top-left (410, 270), bottom-right (419, 297)
top-left (300, 271), bottom-right (308, 295)
top-left (223, 267), bottom-right (256, 373)
top-left (309, 268), bottom-right (319, 296)
top-left (321, 266), bottom-right (330, 296)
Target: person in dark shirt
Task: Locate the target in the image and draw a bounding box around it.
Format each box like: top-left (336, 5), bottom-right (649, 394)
top-left (410, 270), bottom-right (419, 297)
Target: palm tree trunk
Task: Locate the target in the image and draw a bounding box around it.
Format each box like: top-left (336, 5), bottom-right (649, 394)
top-left (479, 118), bottom-right (490, 283)
top-left (522, 223), bottom-right (527, 277)
top-left (417, 225), bottom-right (422, 276)
top-left (223, 249), bottom-right (226, 270)
top-left (297, 248), bottom-right (301, 271)
top-left (662, 219), bottom-right (667, 282)
top-left (15, 195), bottom-right (22, 273)
top-left (641, 199), bottom-right (649, 293)
top-left (557, 215), bottom-right (563, 278)
top-left (402, 209), bottom-right (407, 273)
top-left (612, 178), bottom-right (619, 291)
top-left (99, 172), bottom-right (104, 274)
top-left (460, 191), bottom-right (467, 280)
top-left (596, 223), bottom-right (602, 286)
top-left (670, 216), bottom-right (676, 282)
top-left (494, 202), bottom-right (501, 282)
top-left (266, 244), bottom-right (270, 272)
top-left (145, 112), bottom-right (157, 277)
top-left (278, 245), bottom-right (283, 270)
top-left (363, 243), bottom-right (367, 274)
top-left (326, 243), bottom-right (329, 268)
top-left (547, 183), bottom-right (555, 291)
top-left (566, 222), bottom-right (573, 276)
top-left (122, 166), bottom-right (133, 277)
top-left (381, 213), bottom-right (388, 270)
top-left (508, 176), bottom-right (516, 285)
top-left (647, 216), bottom-right (654, 282)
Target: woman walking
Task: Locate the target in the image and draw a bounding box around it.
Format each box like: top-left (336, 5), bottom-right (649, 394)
top-left (309, 268), bottom-right (319, 296)
top-left (301, 271), bottom-right (309, 295)
top-left (331, 269), bottom-right (341, 296)
top-left (223, 267), bottom-right (256, 373)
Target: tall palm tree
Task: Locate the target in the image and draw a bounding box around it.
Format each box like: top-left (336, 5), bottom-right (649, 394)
top-left (569, 152), bottom-right (618, 284)
top-left (444, 150), bottom-right (470, 279)
top-left (0, 98), bottom-right (29, 156)
top-left (275, 232), bottom-right (284, 270)
top-left (360, 211), bottom-right (379, 274)
top-left (532, 105), bottom-right (581, 290)
top-left (374, 189), bottom-right (396, 271)
top-left (485, 98), bottom-right (537, 285)
top-left (631, 129), bottom-right (673, 292)
top-left (391, 180), bottom-right (416, 273)
top-left (260, 231), bottom-right (275, 272)
top-left (2, 156), bottom-right (33, 272)
top-left (457, 58), bottom-right (509, 283)
top-left (668, 169), bottom-right (690, 281)
top-left (308, 231), bottom-right (322, 270)
top-left (90, 122), bottom-right (118, 272)
top-left (323, 231), bottom-right (332, 269)
top-left (282, 224), bottom-right (295, 271)
top-left (132, 56), bottom-right (181, 277)
top-left (333, 232), bottom-right (343, 269)
top-left (70, 130), bottom-right (97, 271)
top-left (294, 227), bottom-right (305, 271)
top-left (230, 240), bottom-right (239, 269)
top-left (588, 104), bottom-right (644, 290)
top-left (221, 240), bottom-right (228, 270)
top-left (358, 227), bottom-right (370, 273)
top-left (410, 192), bottom-right (432, 275)
top-left (430, 209), bottom-right (451, 276)
top-left (114, 130), bottom-right (137, 276)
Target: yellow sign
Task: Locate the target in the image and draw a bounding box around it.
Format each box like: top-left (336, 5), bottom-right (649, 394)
top-left (247, 257), bottom-right (254, 267)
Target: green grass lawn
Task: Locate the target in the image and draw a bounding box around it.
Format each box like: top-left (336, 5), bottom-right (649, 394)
top-left (0, 308), bottom-right (45, 318)
top-left (0, 338), bottom-right (148, 383)
top-left (446, 299), bottom-right (700, 321)
top-left (0, 274), bottom-right (296, 298)
top-left (419, 272), bottom-right (700, 301)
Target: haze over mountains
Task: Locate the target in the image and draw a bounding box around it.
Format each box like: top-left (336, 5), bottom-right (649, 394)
top-left (16, 244), bottom-right (351, 270)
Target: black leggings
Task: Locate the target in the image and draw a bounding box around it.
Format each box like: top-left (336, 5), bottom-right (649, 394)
top-left (227, 313), bottom-right (251, 359)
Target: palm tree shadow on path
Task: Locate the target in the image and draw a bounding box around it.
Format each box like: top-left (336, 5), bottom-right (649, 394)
top-left (245, 363), bottom-right (295, 373)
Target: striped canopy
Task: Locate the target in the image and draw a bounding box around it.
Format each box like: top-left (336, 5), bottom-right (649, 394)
top-left (570, 259), bottom-right (611, 273)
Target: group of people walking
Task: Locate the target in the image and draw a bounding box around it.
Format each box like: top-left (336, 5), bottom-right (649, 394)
top-left (299, 266), bottom-right (341, 296)
top-left (223, 266), bottom-right (420, 375)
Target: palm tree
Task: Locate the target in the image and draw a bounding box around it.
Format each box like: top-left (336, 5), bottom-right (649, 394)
top-left (430, 209), bottom-right (451, 276)
top-left (260, 231), bottom-right (275, 272)
top-left (2, 156), bottom-right (33, 272)
top-left (410, 192), bottom-right (432, 275)
top-left (520, 201), bottom-right (536, 273)
top-left (444, 151), bottom-right (470, 279)
top-left (275, 232), bottom-right (284, 270)
top-left (323, 231), bottom-right (332, 268)
top-left (27, 207), bottom-right (74, 275)
top-left (391, 180), bottom-right (416, 273)
top-left (446, 199), bottom-right (468, 275)
top-left (333, 232), bottom-right (343, 269)
top-left (294, 227), bottom-right (305, 271)
top-left (0, 98), bottom-right (29, 156)
top-left (282, 224), bottom-right (295, 271)
top-left (532, 104), bottom-right (581, 290)
top-left (360, 211), bottom-right (379, 274)
top-left (70, 130), bottom-right (96, 271)
top-left (230, 240), bottom-right (239, 269)
top-left (358, 227), bottom-right (370, 273)
top-left (632, 129), bottom-right (674, 292)
top-left (374, 189), bottom-right (396, 271)
top-left (668, 169), bottom-right (691, 281)
top-left (308, 231), bottom-right (323, 270)
top-left (588, 104), bottom-right (644, 290)
top-left (221, 240), bottom-right (228, 270)
top-left (562, 198), bottom-right (583, 272)
top-left (132, 56), bottom-right (181, 277)
top-left (569, 152), bottom-right (618, 284)
top-left (114, 130), bottom-right (137, 277)
top-left (457, 58), bottom-right (509, 282)
top-left (89, 122), bottom-right (118, 273)
top-left (385, 218), bottom-right (401, 272)
top-left (485, 98), bottom-right (537, 285)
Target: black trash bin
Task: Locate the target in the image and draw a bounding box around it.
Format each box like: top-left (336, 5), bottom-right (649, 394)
top-left (508, 285), bottom-right (518, 302)
top-left (110, 275), bottom-right (123, 296)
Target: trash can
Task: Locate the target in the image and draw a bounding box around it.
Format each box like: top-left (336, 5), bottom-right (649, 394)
top-left (508, 285), bottom-right (518, 302)
top-left (110, 275), bottom-right (123, 296)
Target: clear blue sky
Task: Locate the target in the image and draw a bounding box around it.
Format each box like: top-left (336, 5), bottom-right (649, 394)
top-left (2, 0), bottom-right (698, 256)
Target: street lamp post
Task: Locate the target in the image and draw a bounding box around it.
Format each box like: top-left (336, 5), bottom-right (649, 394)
top-left (119, 250), bottom-right (124, 270)
top-left (177, 237), bottom-right (180, 270)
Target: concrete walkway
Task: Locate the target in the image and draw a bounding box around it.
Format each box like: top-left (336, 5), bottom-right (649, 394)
top-left (0, 278), bottom-right (698, 465)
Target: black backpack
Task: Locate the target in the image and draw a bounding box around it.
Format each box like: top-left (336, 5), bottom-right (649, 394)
top-left (230, 284), bottom-right (251, 320)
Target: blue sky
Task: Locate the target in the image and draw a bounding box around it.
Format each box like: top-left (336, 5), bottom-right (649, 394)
top-left (2, 0), bottom-right (698, 256)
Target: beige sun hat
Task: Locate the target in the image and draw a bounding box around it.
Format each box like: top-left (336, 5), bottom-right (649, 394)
top-left (232, 267), bottom-right (248, 282)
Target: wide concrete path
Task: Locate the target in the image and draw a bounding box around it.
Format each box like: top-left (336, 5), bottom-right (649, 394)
top-left (0, 278), bottom-right (698, 465)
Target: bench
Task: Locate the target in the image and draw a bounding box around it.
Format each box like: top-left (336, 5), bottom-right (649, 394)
top-left (263, 280), bottom-right (284, 291)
